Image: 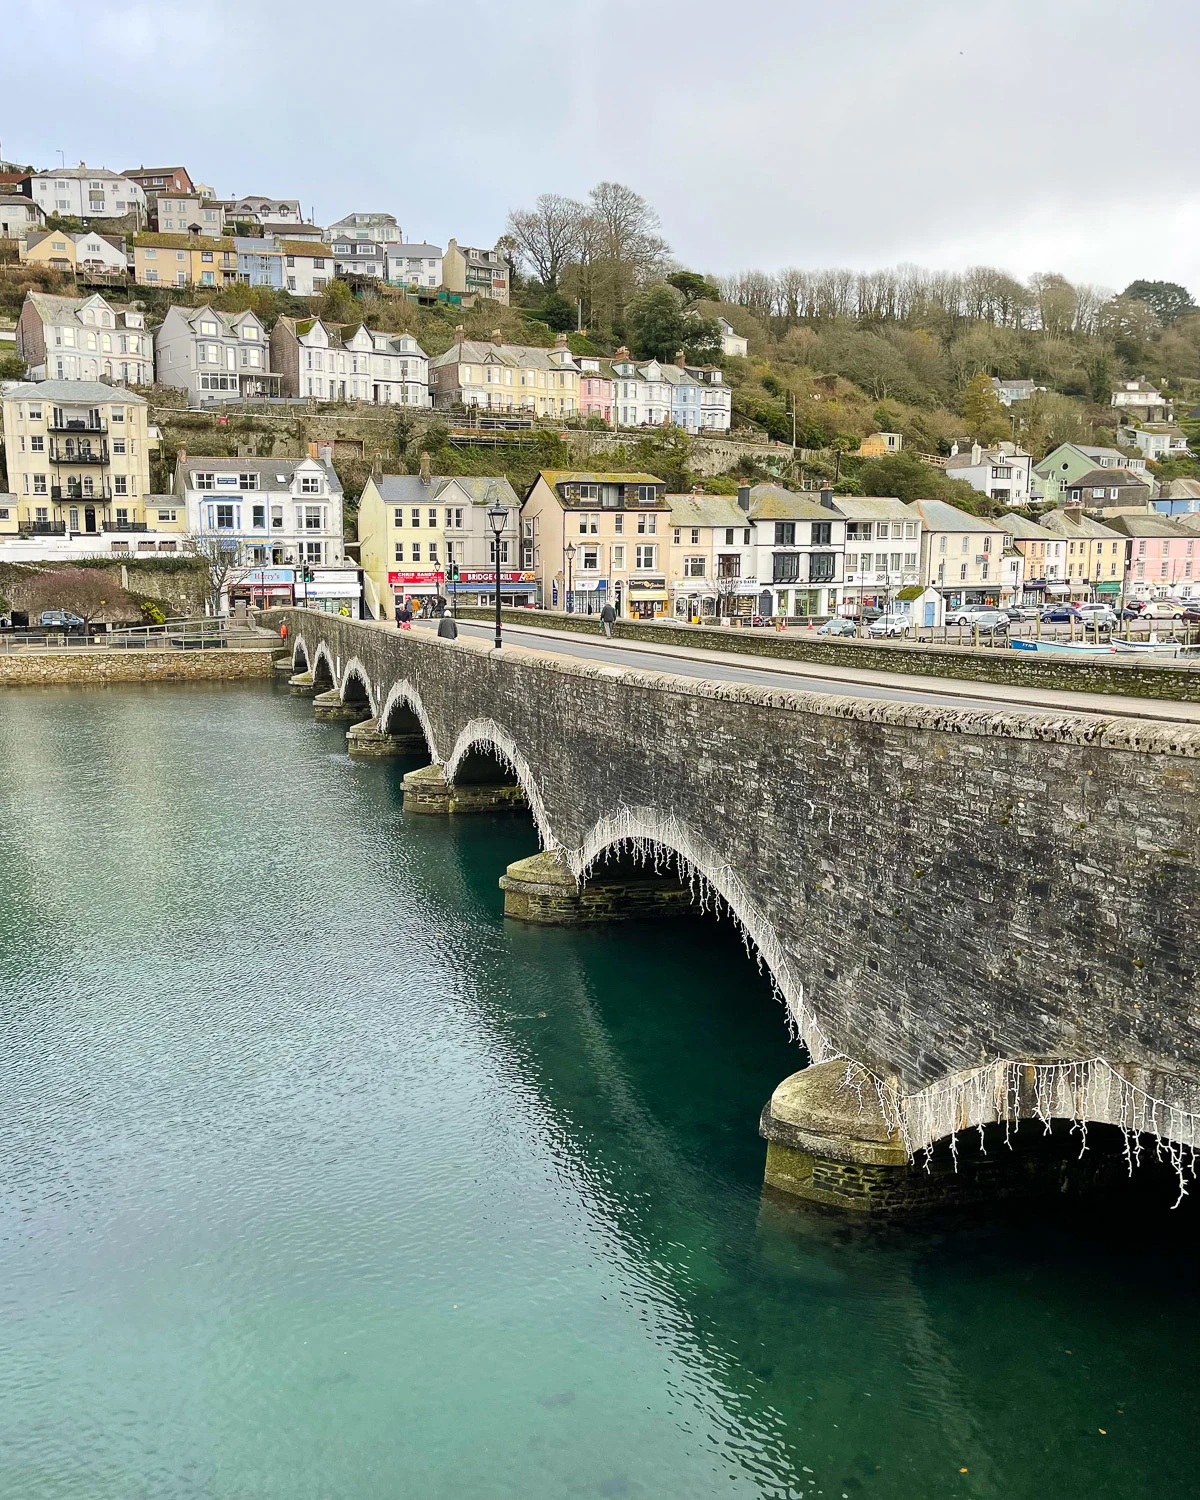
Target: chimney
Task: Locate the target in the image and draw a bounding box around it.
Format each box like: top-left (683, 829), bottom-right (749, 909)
top-left (820, 487), bottom-right (834, 509)
top-left (318, 441), bottom-right (334, 465)
top-left (675, 349), bottom-right (685, 367)
top-left (492, 328), bottom-right (502, 345)
top-left (737, 484), bottom-right (751, 512)
top-left (554, 332), bottom-right (570, 350)
top-left (615, 345), bottom-right (630, 360)
top-left (971, 442), bottom-right (983, 466)
top-left (419, 450), bottom-right (432, 485)
top-left (455, 324), bottom-right (465, 345)
top-left (177, 445), bottom-right (186, 463)
top-left (371, 448), bottom-right (382, 483)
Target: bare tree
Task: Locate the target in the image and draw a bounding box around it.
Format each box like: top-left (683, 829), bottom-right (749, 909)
top-left (10, 566), bottom-right (138, 625)
top-left (186, 533), bottom-right (255, 615)
top-left (504, 194), bottom-right (584, 292)
top-left (580, 181), bottom-right (670, 329)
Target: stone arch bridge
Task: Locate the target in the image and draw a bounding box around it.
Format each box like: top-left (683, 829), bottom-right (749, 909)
top-left (276, 610), bottom-right (1200, 1212)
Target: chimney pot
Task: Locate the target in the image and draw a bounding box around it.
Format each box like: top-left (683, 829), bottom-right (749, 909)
top-left (737, 485), bottom-right (751, 512)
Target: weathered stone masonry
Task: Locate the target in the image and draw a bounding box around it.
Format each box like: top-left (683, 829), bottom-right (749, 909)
top-left (0, 648), bottom-right (277, 687)
top-left (273, 610), bottom-right (1200, 1197)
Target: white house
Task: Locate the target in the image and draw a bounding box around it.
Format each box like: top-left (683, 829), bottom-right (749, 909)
top-left (30, 166), bottom-right (146, 220)
top-left (743, 483), bottom-right (846, 618)
top-left (0, 194), bottom-right (46, 243)
top-left (667, 492), bottom-right (754, 620)
top-left (385, 243), bottom-right (443, 289)
top-left (1121, 425), bottom-right (1190, 461)
top-left (717, 317), bottom-right (748, 358)
top-left (610, 349), bottom-right (671, 427)
top-left (328, 212), bottom-right (402, 245)
top-left (278, 239), bottom-right (334, 296)
top-left (270, 317), bottom-right (429, 406)
top-left (154, 306), bottom-right (277, 404)
top-left (1111, 380), bottom-right (1171, 423)
top-left (835, 496), bottom-right (922, 613)
top-left (989, 377), bottom-right (1042, 406)
top-left (172, 452), bottom-right (345, 575)
top-left (155, 194), bottom-right (225, 237)
top-left (944, 441), bottom-right (1034, 506)
top-left (16, 292), bottom-right (152, 385)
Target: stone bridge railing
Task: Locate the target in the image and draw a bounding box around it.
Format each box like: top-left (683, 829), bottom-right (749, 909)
top-left (270, 609), bottom-right (1200, 1210)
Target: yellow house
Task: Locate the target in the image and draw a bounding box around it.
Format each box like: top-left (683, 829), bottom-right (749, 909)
top-left (855, 431), bottom-right (903, 458)
top-left (428, 333), bottom-right (580, 417)
top-left (2, 381), bottom-right (155, 538)
top-left (358, 471), bottom-right (523, 619)
top-left (521, 470), bottom-right (670, 617)
top-left (132, 233), bottom-right (238, 290)
top-left (21, 229), bottom-right (127, 278)
top-left (1039, 508), bottom-right (1126, 598)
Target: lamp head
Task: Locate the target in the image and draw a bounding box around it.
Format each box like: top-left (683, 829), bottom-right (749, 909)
top-left (486, 504), bottom-right (508, 539)
top-left (565, 542), bottom-right (576, 560)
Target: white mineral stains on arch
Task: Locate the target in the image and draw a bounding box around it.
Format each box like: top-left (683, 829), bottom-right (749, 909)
top-left (377, 679), bottom-right (440, 762)
top-left (338, 656), bottom-right (376, 714)
top-left (291, 635), bottom-right (310, 672)
top-left (310, 641), bottom-right (336, 687)
top-left (444, 719), bottom-right (556, 846)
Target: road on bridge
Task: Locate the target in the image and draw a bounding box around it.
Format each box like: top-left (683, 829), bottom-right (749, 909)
top-left (412, 617), bottom-right (1200, 723)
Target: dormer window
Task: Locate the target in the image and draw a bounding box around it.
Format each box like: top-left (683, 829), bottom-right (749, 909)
top-left (199, 320), bottom-right (218, 336)
top-left (576, 484), bottom-right (599, 501)
top-left (241, 324), bottom-right (259, 339)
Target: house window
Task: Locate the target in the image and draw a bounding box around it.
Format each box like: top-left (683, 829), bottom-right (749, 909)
top-left (411, 543), bottom-right (422, 561)
top-left (240, 473), bottom-right (260, 490)
top-left (394, 508), bottom-right (404, 527)
top-left (635, 544), bottom-right (657, 570)
top-left (637, 514), bottom-right (657, 534)
top-left (960, 563), bottom-right (968, 580)
top-left (252, 504), bottom-right (266, 528)
top-left (636, 485), bottom-right (657, 503)
top-left (157, 508), bottom-right (177, 523)
top-left (195, 473), bottom-right (215, 490)
top-left (690, 528), bottom-right (700, 544)
top-left (488, 540), bottom-right (510, 564)
top-left (773, 552), bottom-right (801, 582)
top-left (394, 543), bottom-right (405, 562)
top-left (30, 435), bottom-right (44, 453)
top-left (411, 508), bottom-right (421, 527)
top-left (581, 546), bottom-right (600, 570)
top-left (809, 553), bottom-right (835, 583)
top-left (113, 476), bottom-right (128, 496)
top-left (612, 544), bottom-right (626, 570)
top-left (300, 476), bottom-right (320, 494)
top-left (303, 506), bottom-right (322, 530)
top-left (215, 504), bottom-right (235, 528)
top-left (614, 515), bottom-right (623, 534)
top-left (684, 556), bottom-right (706, 577)
top-left (33, 475), bottom-right (48, 495)
top-left (812, 521), bottom-right (832, 546)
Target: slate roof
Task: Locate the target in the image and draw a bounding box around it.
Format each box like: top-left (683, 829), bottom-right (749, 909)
top-left (747, 483), bottom-right (841, 522)
top-left (908, 499), bottom-right (1004, 533)
top-left (177, 455), bottom-right (342, 494)
top-left (1038, 509), bottom-right (1124, 540)
top-left (1100, 513), bottom-right (1190, 539)
top-left (667, 494), bottom-right (747, 530)
top-left (278, 239), bottom-right (333, 257)
top-left (1066, 467), bottom-right (1148, 490)
top-left (429, 340), bottom-right (574, 373)
top-left (373, 474), bottom-right (519, 507)
top-left (996, 512), bottom-right (1058, 541)
top-left (5, 380), bottom-right (148, 403)
top-left (832, 495), bottom-right (912, 523)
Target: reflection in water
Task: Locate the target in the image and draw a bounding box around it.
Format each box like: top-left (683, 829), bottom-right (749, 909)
top-left (0, 682), bottom-right (1195, 1500)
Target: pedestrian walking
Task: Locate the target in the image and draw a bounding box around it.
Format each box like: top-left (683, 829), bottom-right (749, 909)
top-left (437, 614), bottom-right (459, 640)
top-left (599, 601), bottom-right (616, 640)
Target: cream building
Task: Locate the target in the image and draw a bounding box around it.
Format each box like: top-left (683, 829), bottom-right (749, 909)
top-left (2, 382), bottom-right (157, 539)
top-left (428, 333), bottom-right (579, 416)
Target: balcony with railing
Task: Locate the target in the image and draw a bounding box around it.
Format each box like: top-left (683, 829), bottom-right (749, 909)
top-left (50, 439), bottom-right (109, 464)
top-left (47, 416), bottom-right (108, 434)
top-left (18, 522), bottom-right (67, 537)
top-left (52, 483), bottom-right (113, 502)
top-left (106, 520), bottom-right (148, 533)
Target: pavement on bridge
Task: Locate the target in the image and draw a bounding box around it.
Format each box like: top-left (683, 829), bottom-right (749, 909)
top-left (411, 617), bottom-right (1200, 724)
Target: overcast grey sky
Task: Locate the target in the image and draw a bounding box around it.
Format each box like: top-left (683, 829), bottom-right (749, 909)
top-left (6, 0), bottom-right (1198, 292)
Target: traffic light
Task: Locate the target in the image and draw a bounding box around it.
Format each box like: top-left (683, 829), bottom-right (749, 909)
top-left (450, 562), bottom-right (460, 584)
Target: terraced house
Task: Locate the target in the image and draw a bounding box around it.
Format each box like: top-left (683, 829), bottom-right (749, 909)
top-left (132, 233), bottom-right (238, 289)
top-left (271, 318), bottom-right (429, 405)
top-left (154, 306), bottom-right (278, 403)
top-left (429, 334), bottom-right (579, 416)
top-left (17, 292), bottom-right (152, 385)
top-left (521, 470), bottom-right (671, 617)
top-left (172, 453), bottom-right (344, 572)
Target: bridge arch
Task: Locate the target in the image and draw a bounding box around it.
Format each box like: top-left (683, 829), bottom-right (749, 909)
top-left (445, 719), bottom-right (551, 835)
top-left (310, 642), bottom-right (336, 692)
top-left (338, 657), bottom-right (375, 715)
top-left (291, 637), bottom-right (310, 673)
top-left (572, 806), bottom-right (831, 1067)
top-left (378, 681), bottom-right (440, 761)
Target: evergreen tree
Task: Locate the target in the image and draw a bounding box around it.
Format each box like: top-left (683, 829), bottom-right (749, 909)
top-left (960, 372), bottom-right (1008, 443)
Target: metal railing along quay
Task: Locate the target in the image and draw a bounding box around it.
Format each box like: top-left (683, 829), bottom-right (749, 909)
top-left (0, 619), bottom-right (276, 654)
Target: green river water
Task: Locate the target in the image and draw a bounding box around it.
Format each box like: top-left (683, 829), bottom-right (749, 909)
top-left (0, 681), bottom-right (1196, 1500)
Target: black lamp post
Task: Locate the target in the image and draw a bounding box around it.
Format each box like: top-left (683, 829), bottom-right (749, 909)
top-left (487, 503), bottom-right (507, 649)
top-left (565, 542), bottom-right (576, 614)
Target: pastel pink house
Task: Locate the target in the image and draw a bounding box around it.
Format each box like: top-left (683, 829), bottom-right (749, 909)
top-left (578, 357), bottom-right (613, 426)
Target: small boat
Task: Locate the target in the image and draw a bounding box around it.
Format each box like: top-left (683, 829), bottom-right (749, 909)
top-left (1011, 639), bottom-right (1116, 655)
top-left (1110, 637), bottom-right (1181, 657)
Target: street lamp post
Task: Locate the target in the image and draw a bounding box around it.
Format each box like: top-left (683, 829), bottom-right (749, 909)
top-left (487, 503), bottom-right (508, 650)
top-left (565, 542), bottom-right (576, 614)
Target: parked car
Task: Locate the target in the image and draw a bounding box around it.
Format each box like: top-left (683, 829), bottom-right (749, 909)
top-left (1181, 607), bottom-right (1200, 624)
top-left (816, 616), bottom-right (858, 637)
top-left (1141, 600), bottom-right (1185, 620)
top-left (1006, 605), bottom-right (1041, 620)
top-left (1040, 605), bottom-right (1083, 623)
top-left (1075, 603), bottom-right (1118, 628)
top-left (39, 610), bottom-right (85, 628)
top-left (867, 612), bottom-right (913, 638)
top-left (945, 605), bottom-right (1009, 631)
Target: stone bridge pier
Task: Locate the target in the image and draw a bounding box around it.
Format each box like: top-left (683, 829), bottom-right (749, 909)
top-left (272, 611), bottom-right (1200, 1214)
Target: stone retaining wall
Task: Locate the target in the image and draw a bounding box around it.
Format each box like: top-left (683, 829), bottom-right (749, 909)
top-left (0, 648), bottom-right (277, 686)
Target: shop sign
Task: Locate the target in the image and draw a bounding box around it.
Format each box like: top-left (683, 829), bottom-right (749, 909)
top-left (457, 570), bottom-right (536, 585)
top-left (388, 570), bottom-right (444, 586)
top-left (628, 576), bottom-right (667, 593)
top-left (243, 567), bottom-right (294, 586)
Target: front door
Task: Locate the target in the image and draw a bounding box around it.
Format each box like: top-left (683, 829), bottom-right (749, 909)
top-left (84, 506), bottom-right (97, 534)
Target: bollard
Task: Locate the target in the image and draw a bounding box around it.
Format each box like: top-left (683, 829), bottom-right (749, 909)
top-left (973, 623), bottom-right (979, 650)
